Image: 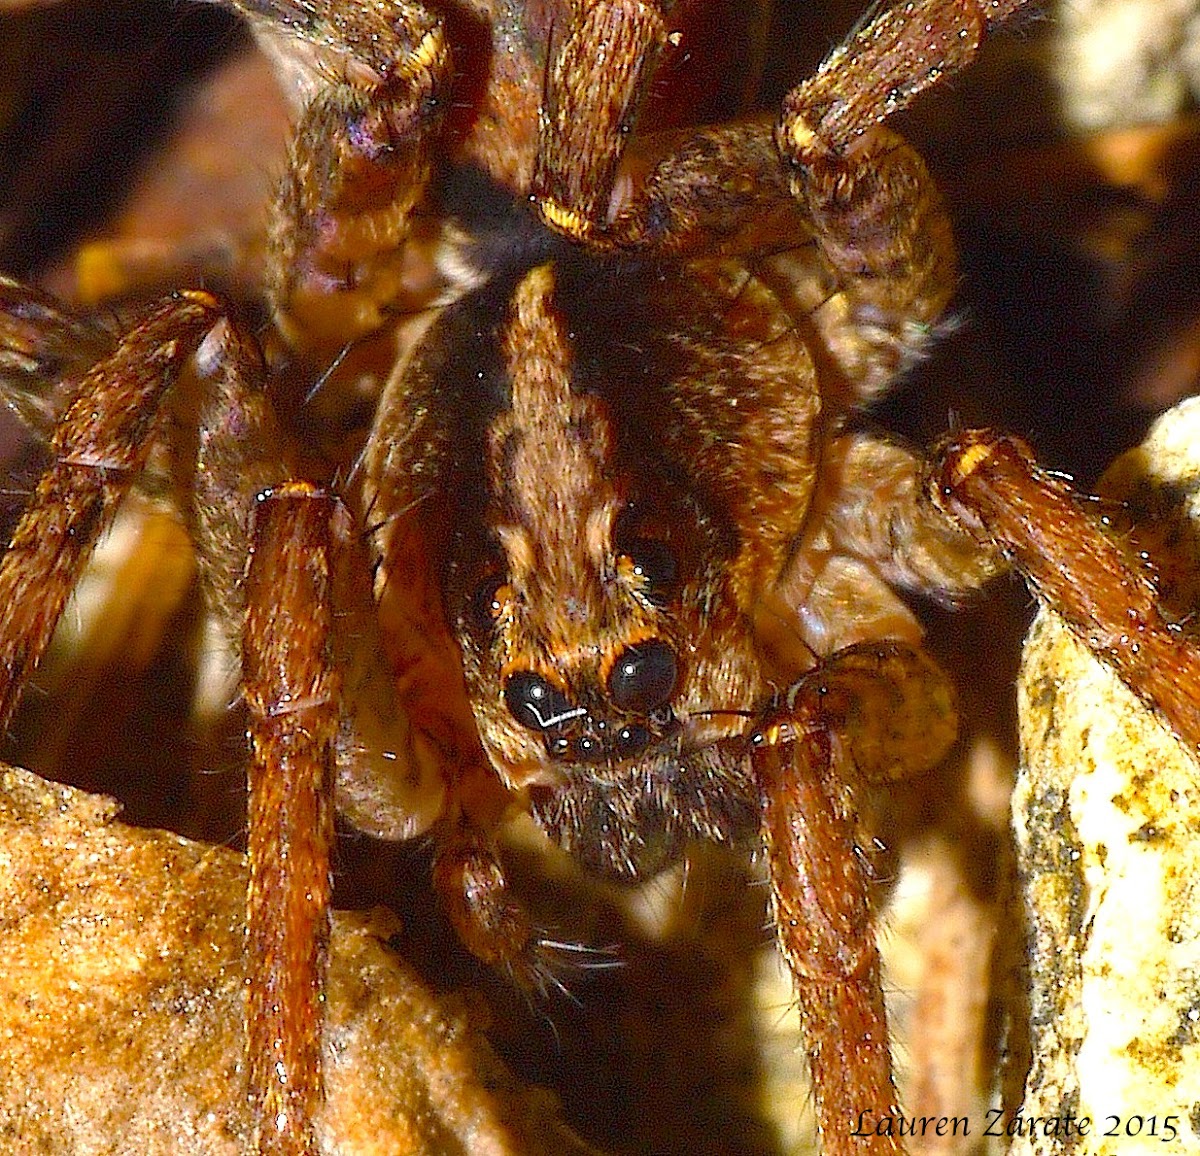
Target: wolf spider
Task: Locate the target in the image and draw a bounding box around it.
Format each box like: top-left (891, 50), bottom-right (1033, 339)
top-left (0, 0), bottom-right (1057, 1153)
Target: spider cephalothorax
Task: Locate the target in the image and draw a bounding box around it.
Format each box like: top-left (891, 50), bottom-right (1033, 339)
top-left (414, 255), bottom-right (797, 879)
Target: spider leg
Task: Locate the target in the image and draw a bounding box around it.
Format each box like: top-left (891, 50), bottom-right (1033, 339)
top-left (753, 433), bottom-right (987, 669)
top-left (243, 483), bottom-right (340, 1156)
top-left (188, 295), bottom-right (556, 1147)
top-left (928, 427), bottom-right (1200, 752)
top-left (0, 284), bottom-right (470, 1153)
top-left (187, 314), bottom-right (451, 843)
top-left (779, 0), bottom-right (1026, 164)
top-left (181, 318), bottom-right (346, 1155)
top-left (190, 315), bottom-right (543, 1139)
top-left (219, 0), bottom-right (453, 348)
top-left (531, 0), bottom-right (667, 242)
top-left (0, 290), bottom-right (223, 732)
top-left (544, 0), bottom-right (1033, 401)
top-left (770, 0), bottom-right (1032, 402)
top-left (750, 641), bottom-right (959, 1156)
top-left (433, 817), bottom-right (540, 980)
top-left (0, 290), bottom-right (337, 1154)
top-left (781, 433), bottom-right (1006, 619)
top-left (0, 275), bottom-right (117, 439)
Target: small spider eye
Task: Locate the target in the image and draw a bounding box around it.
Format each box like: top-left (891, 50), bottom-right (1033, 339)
top-left (614, 723), bottom-right (651, 759)
top-left (608, 639), bottom-right (678, 712)
top-left (469, 574), bottom-right (511, 631)
top-left (574, 733), bottom-right (604, 762)
top-left (617, 537), bottom-right (677, 603)
top-left (504, 672), bottom-right (575, 732)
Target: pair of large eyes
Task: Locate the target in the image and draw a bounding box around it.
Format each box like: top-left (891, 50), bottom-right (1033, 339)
top-left (468, 535), bottom-right (678, 633)
top-left (502, 637), bottom-right (678, 732)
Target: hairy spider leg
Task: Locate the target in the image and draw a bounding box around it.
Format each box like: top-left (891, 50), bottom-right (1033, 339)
top-left (751, 641), bottom-right (958, 1156)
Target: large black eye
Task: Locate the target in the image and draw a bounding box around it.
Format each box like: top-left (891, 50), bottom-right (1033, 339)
top-left (608, 640), bottom-right (678, 712)
top-left (504, 672), bottom-right (575, 732)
